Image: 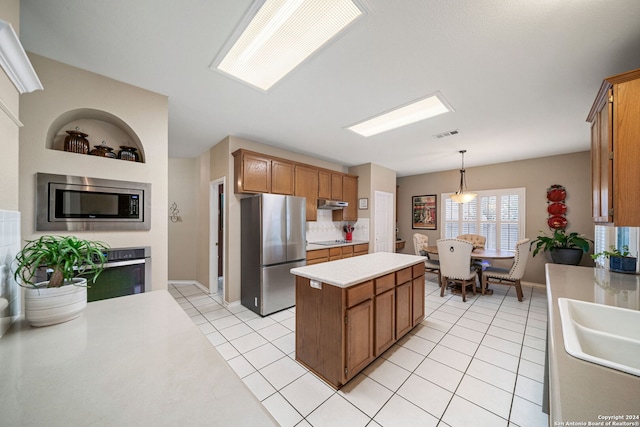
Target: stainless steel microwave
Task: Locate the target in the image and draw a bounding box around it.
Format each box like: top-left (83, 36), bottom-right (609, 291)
top-left (36, 173), bottom-right (151, 231)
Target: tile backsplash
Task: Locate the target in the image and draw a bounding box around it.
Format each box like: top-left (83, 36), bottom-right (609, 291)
top-left (306, 209), bottom-right (369, 243)
top-left (0, 210), bottom-right (21, 337)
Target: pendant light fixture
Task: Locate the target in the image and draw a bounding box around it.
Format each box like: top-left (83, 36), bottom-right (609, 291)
top-left (450, 150), bottom-right (477, 204)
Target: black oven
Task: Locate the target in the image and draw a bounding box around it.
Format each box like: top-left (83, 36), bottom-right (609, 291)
top-left (33, 246), bottom-right (151, 303)
top-left (87, 247), bottom-right (151, 302)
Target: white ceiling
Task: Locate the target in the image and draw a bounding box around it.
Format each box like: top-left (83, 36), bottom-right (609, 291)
top-left (19, 0), bottom-right (640, 176)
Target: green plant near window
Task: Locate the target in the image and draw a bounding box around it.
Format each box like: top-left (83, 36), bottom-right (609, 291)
top-left (13, 235), bottom-right (109, 288)
top-left (530, 229), bottom-right (592, 257)
top-left (591, 245), bottom-right (632, 261)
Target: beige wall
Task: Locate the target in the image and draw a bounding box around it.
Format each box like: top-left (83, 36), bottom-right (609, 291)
top-left (19, 54), bottom-right (169, 290)
top-left (168, 158), bottom-right (198, 280)
top-left (397, 151), bottom-right (593, 284)
top-left (349, 163), bottom-right (397, 246)
top-left (168, 138), bottom-right (399, 304)
top-left (0, 0), bottom-right (21, 211)
top-left (185, 136), bottom-right (351, 303)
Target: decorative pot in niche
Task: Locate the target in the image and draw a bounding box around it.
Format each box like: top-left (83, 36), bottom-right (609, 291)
top-left (89, 142), bottom-right (116, 158)
top-left (63, 127), bottom-right (90, 154)
top-left (117, 146), bottom-right (139, 162)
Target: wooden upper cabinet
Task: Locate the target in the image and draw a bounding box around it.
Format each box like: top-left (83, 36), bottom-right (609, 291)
top-left (331, 173), bottom-right (343, 200)
top-left (233, 150), bottom-right (271, 194)
top-left (294, 165), bottom-right (319, 221)
top-left (233, 149), bottom-right (294, 195)
top-left (318, 169), bottom-right (344, 200)
top-left (318, 170), bottom-right (331, 199)
top-left (333, 174), bottom-right (358, 222)
top-left (233, 149), bottom-right (358, 222)
top-left (271, 159), bottom-right (294, 195)
top-left (588, 68), bottom-right (640, 225)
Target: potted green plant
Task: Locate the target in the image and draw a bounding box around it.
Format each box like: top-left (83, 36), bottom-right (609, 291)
top-left (530, 229), bottom-right (593, 265)
top-left (591, 245), bottom-right (637, 273)
top-left (13, 235), bottom-right (109, 327)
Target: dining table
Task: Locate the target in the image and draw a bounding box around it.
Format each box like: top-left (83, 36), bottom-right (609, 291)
top-left (422, 245), bottom-right (515, 295)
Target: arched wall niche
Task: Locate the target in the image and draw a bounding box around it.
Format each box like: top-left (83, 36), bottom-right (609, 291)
top-left (46, 108), bottom-right (146, 162)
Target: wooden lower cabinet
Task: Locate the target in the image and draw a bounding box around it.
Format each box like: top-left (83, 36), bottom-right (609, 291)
top-left (395, 281), bottom-right (412, 337)
top-left (412, 275), bottom-right (425, 325)
top-left (329, 247), bottom-right (341, 261)
top-left (294, 261), bottom-right (424, 389)
top-left (375, 289), bottom-right (395, 356)
top-left (306, 249), bottom-right (329, 265)
top-left (345, 299), bottom-right (374, 381)
top-left (307, 243), bottom-right (367, 265)
top-left (353, 243), bottom-right (369, 256)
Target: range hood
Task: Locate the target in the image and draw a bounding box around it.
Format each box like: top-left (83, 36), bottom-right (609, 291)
top-left (317, 199), bottom-right (348, 210)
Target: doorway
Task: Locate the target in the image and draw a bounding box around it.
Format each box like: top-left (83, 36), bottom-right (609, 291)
top-left (210, 178), bottom-right (226, 300)
top-left (374, 190), bottom-right (394, 252)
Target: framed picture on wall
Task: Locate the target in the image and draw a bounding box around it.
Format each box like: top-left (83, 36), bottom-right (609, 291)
top-left (412, 195), bottom-right (437, 230)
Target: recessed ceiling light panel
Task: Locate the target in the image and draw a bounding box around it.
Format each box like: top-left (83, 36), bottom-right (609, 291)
top-left (212, 0), bottom-right (365, 91)
top-left (347, 92), bottom-right (454, 137)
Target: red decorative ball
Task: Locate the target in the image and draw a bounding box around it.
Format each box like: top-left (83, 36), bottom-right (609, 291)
top-left (548, 215), bottom-right (568, 229)
top-left (547, 202), bottom-right (567, 215)
top-left (547, 187), bottom-right (566, 202)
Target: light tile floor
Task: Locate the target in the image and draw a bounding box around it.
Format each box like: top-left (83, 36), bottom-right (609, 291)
top-left (168, 275), bottom-right (549, 427)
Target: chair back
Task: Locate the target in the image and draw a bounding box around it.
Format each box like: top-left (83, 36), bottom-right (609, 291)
top-left (437, 239), bottom-right (474, 279)
top-left (508, 238), bottom-right (530, 279)
top-left (413, 233), bottom-right (429, 256)
top-left (457, 234), bottom-right (486, 249)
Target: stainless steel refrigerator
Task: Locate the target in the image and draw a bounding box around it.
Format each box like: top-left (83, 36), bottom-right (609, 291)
top-left (241, 194), bottom-right (306, 316)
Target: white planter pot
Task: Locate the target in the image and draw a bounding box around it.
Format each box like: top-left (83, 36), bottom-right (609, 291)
top-left (24, 278), bottom-right (88, 327)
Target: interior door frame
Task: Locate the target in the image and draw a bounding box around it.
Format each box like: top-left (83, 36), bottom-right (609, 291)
top-left (209, 177), bottom-right (226, 301)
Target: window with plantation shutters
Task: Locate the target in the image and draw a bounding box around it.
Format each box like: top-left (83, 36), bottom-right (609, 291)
top-left (441, 188), bottom-right (526, 250)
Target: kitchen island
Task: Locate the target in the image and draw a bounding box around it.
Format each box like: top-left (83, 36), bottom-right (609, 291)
top-left (0, 291), bottom-right (277, 427)
top-left (291, 252), bottom-right (426, 388)
top-left (546, 264), bottom-right (640, 424)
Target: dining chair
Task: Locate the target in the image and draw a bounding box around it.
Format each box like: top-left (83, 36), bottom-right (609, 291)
top-left (481, 238), bottom-right (530, 301)
top-left (457, 234), bottom-right (486, 249)
top-left (458, 233), bottom-right (490, 272)
top-left (436, 238), bottom-right (477, 302)
top-left (413, 233), bottom-right (441, 283)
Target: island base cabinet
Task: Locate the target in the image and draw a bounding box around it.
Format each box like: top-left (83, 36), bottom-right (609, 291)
top-left (345, 299), bottom-right (374, 381)
top-left (295, 277), bottom-right (344, 387)
top-left (294, 261), bottom-right (424, 389)
top-left (395, 281), bottom-right (412, 337)
top-left (375, 289), bottom-right (395, 356)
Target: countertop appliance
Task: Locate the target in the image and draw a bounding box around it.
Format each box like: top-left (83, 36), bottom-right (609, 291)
top-left (241, 194), bottom-right (306, 316)
top-left (36, 173), bottom-right (151, 231)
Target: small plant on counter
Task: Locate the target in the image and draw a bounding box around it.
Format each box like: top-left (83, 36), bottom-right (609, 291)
top-left (13, 235), bottom-right (109, 288)
top-left (591, 245), bottom-right (631, 260)
top-left (591, 245), bottom-right (637, 273)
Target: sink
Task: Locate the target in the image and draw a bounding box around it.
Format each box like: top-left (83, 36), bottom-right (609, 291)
top-left (558, 298), bottom-right (640, 376)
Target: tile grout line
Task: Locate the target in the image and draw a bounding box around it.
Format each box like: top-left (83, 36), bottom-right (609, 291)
top-left (169, 280), bottom-right (549, 427)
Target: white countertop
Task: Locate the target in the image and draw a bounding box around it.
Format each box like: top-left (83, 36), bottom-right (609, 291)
top-left (546, 264), bottom-right (640, 424)
top-left (291, 252), bottom-right (426, 288)
top-left (306, 239), bottom-right (369, 251)
top-left (0, 291), bottom-right (277, 427)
